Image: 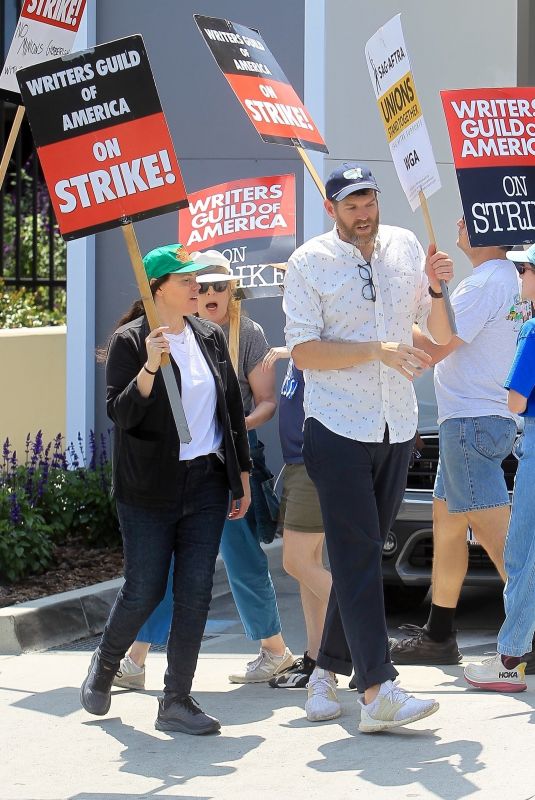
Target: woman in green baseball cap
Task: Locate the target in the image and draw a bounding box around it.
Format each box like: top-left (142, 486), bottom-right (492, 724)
top-left (80, 243), bottom-right (251, 736)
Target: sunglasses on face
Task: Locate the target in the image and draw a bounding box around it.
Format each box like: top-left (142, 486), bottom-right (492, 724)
top-left (514, 263), bottom-right (535, 276)
top-left (197, 281), bottom-right (230, 294)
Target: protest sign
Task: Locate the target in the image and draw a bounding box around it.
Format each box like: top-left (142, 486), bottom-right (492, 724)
top-left (366, 14), bottom-right (455, 332)
top-left (17, 35), bottom-right (188, 239)
top-left (180, 173), bottom-right (295, 368)
top-left (0, 0), bottom-right (87, 102)
top-left (195, 14), bottom-right (327, 155)
top-left (0, 0), bottom-right (87, 188)
top-left (18, 35), bottom-right (192, 442)
top-left (441, 87), bottom-right (535, 247)
top-left (365, 14), bottom-right (440, 211)
top-left (179, 173), bottom-right (295, 275)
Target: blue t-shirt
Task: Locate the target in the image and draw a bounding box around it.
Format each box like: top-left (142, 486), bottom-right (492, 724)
top-left (505, 319), bottom-right (535, 417)
top-left (279, 360), bottom-right (305, 464)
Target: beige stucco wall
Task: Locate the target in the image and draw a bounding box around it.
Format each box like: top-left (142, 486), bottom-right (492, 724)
top-left (0, 326), bottom-right (66, 459)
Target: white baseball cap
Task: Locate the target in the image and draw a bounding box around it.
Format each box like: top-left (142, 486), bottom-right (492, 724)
top-left (190, 249), bottom-right (235, 283)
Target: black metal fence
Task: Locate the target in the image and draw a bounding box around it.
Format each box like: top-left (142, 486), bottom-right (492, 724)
top-left (0, 0), bottom-right (66, 311)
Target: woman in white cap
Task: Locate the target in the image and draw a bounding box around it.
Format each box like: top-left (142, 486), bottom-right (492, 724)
top-left (114, 249), bottom-right (294, 689)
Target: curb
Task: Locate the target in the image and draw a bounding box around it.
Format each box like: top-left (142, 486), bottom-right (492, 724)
top-left (0, 538), bottom-right (283, 655)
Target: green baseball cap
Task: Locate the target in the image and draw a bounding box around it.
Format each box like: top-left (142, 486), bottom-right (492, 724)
top-left (143, 243), bottom-right (198, 280)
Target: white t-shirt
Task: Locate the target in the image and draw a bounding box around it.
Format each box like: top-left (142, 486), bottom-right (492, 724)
top-left (166, 323), bottom-right (223, 460)
top-left (434, 259), bottom-right (532, 424)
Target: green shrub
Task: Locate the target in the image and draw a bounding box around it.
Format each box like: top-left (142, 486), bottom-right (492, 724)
top-left (0, 279), bottom-right (66, 327)
top-left (0, 431), bottom-right (119, 583)
top-left (1, 161), bottom-right (66, 328)
top-left (0, 491), bottom-right (54, 582)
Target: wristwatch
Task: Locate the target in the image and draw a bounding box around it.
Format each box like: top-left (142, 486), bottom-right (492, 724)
top-left (428, 286), bottom-right (443, 299)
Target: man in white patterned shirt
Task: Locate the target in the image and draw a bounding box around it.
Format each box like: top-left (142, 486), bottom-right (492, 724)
top-left (283, 162), bottom-right (454, 733)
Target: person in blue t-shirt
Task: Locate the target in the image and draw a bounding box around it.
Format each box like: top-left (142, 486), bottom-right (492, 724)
top-left (261, 349), bottom-right (332, 690)
top-left (465, 244), bottom-right (535, 692)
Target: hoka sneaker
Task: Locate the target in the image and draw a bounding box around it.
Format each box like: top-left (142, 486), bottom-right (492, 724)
top-left (113, 655), bottom-right (146, 690)
top-left (269, 651), bottom-right (316, 688)
top-left (464, 654), bottom-right (527, 692)
top-left (228, 647), bottom-right (295, 683)
top-left (305, 668), bottom-right (341, 722)
top-left (358, 680), bottom-right (439, 733)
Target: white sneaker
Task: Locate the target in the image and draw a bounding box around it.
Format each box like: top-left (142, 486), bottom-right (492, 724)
top-left (358, 680), bottom-right (438, 733)
top-left (305, 667), bottom-right (341, 722)
top-left (228, 647), bottom-right (295, 683)
top-left (112, 655), bottom-right (145, 690)
top-left (464, 654), bottom-right (527, 693)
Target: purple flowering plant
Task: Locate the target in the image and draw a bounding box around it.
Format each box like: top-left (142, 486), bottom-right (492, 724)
top-left (0, 430), bottom-right (119, 583)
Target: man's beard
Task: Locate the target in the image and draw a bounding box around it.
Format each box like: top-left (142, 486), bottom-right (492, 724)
top-left (337, 214), bottom-right (380, 251)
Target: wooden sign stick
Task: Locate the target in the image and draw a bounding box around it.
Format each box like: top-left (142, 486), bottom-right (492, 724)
top-left (296, 146), bottom-right (326, 199)
top-left (418, 190), bottom-right (457, 334)
top-left (0, 105), bottom-right (25, 189)
top-left (229, 297), bottom-right (241, 374)
top-left (121, 222), bottom-right (192, 442)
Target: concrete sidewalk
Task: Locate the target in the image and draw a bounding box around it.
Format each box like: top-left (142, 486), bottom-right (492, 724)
top-left (2, 554), bottom-right (535, 799)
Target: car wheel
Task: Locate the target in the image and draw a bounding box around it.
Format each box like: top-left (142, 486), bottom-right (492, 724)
top-left (383, 584), bottom-right (429, 613)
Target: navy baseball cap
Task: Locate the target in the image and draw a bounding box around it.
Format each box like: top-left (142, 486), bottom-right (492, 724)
top-left (325, 162), bottom-right (380, 201)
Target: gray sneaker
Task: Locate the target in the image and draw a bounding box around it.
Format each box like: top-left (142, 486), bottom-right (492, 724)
top-left (228, 647), bottom-right (295, 683)
top-left (113, 655), bottom-right (145, 690)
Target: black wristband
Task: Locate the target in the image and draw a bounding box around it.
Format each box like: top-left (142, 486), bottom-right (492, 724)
top-left (143, 363), bottom-right (159, 375)
top-left (428, 286), bottom-right (444, 299)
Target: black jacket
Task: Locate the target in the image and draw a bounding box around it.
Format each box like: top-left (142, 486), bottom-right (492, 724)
top-left (106, 314), bottom-right (250, 508)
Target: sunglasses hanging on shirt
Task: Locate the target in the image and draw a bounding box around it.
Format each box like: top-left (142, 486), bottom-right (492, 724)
top-left (358, 262), bottom-right (377, 302)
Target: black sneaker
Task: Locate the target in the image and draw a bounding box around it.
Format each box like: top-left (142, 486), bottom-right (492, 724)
top-left (390, 624), bottom-right (462, 665)
top-left (155, 694), bottom-right (221, 735)
top-left (269, 652), bottom-right (315, 688)
top-left (80, 649), bottom-right (119, 716)
top-left (522, 647), bottom-right (535, 675)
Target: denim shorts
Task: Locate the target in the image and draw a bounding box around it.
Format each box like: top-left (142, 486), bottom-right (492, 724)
top-left (433, 416), bottom-right (517, 513)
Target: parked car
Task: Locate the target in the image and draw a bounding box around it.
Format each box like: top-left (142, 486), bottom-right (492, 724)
top-left (382, 427), bottom-right (517, 611)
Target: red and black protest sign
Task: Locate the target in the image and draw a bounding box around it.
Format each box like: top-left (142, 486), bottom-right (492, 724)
top-left (442, 87), bottom-right (535, 247)
top-left (179, 174), bottom-right (295, 298)
top-left (195, 14), bottom-right (327, 153)
top-left (17, 35), bottom-right (188, 240)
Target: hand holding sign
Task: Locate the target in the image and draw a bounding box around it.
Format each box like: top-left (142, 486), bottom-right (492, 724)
top-left (425, 244), bottom-right (454, 292)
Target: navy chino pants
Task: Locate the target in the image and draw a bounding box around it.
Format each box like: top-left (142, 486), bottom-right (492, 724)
top-left (303, 417), bottom-right (413, 693)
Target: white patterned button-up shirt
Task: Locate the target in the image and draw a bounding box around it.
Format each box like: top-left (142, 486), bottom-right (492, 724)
top-left (283, 224), bottom-right (432, 444)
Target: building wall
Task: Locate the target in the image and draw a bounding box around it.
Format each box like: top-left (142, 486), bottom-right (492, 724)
top-left (0, 327), bottom-right (66, 457)
top-left (92, 0), bottom-right (307, 470)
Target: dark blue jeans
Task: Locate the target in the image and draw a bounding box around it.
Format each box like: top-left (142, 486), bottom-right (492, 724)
top-left (303, 418), bottom-right (413, 692)
top-left (99, 454), bottom-right (229, 698)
